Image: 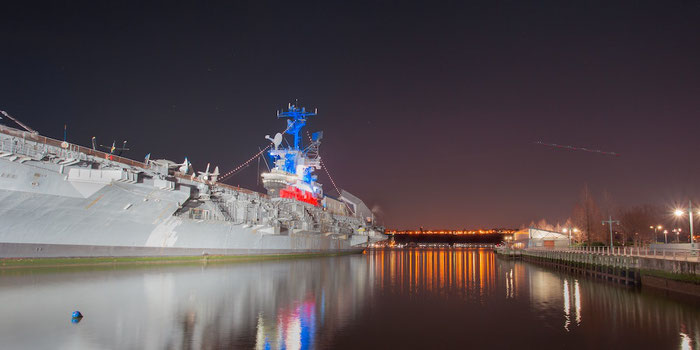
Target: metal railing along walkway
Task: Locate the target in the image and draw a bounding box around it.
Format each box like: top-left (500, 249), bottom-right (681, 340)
top-left (527, 246), bottom-right (699, 263)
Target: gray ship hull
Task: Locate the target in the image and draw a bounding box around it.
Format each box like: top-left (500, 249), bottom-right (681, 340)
top-left (0, 167), bottom-right (369, 258)
top-left (0, 125), bottom-right (384, 259)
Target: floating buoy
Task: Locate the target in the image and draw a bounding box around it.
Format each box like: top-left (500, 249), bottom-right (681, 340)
top-left (71, 310), bottom-right (83, 324)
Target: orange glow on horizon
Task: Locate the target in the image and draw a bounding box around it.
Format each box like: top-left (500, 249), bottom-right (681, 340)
top-left (386, 229), bottom-right (517, 235)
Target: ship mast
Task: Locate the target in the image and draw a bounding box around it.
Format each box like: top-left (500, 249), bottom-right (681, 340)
top-left (277, 103), bottom-right (317, 151)
top-left (262, 102), bottom-right (323, 205)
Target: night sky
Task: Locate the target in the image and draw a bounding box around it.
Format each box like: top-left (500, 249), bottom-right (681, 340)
top-left (2, 1), bottom-right (699, 229)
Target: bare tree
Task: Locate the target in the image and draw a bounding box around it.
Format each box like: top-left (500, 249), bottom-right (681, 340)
top-left (528, 218), bottom-right (556, 231)
top-left (539, 218), bottom-right (555, 231)
top-left (600, 190), bottom-right (616, 219)
top-left (619, 205), bottom-right (661, 246)
top-left (553, 222), bottom-right (564, 233)
top-left (572, 184), bottom-right (603, 245)
top-left (561, 217), bottom-right (585, 243)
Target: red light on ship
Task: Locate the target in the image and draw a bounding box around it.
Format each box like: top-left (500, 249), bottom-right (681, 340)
top-left (279, 186), bottom-right (319, 206)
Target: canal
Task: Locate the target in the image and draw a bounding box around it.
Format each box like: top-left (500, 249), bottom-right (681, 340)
top-left (0, 249), bottom-right (698, 349)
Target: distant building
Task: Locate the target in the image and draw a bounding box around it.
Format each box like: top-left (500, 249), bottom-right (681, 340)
top-left (511, 228), bottom-right (569, 249)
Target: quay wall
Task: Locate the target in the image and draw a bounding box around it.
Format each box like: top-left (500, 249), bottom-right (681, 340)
top-left (520, 249), bottom-right (642, 286)
top-left (649, 243), bottom-right (692, 251)
top-left (639, 255), bottom-right (699, 276)
top-left (497, 248), bottom-right (700, 297)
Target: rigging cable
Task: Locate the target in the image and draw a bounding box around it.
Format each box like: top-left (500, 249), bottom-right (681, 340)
top-left (320, 158), bottom-right (341, 195)
top-left (219, 145), bottom-right (271, 183)
top-left (307, 131), bottom-right (342, 195)
top-left (218, 124), bottom-right (292, 183)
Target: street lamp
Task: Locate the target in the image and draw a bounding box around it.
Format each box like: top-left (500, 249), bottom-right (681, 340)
top-left (674, 201), bottom-right (696, 252)
top-left (672, 228), bottom-right (681, 243)
top-left (663, 229), bottom-right (668, 244)
top-left (562, 227), bottom-right (579, 247)
top-left (603, 216), bottom-right (620, 250)
top-left (650, 225), bottom-right (663, 242)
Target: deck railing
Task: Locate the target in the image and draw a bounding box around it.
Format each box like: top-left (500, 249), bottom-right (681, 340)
top-left (1, 124), bottom-right (270, 199)
top-left (0, 124), bottom-right (147, 168)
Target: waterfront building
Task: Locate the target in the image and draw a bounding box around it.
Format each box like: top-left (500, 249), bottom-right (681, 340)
top-left (512, 228), bottom-right (569, 248)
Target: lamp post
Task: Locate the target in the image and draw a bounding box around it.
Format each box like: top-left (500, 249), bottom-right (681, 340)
top-left (691, 201), bottom-right (696, 253)
top-left (562, 227), bottom-right (579, 247)
top-left (674, 201), bottom-right (696, 252)
top-left (602, 216), bottom-right (620, 250)
top-left (663, 229), bottom-right (668, 244)
top-left (650, 225), bottom-right (662, 242)
top-left (672, 228), bottom-right (681, 243)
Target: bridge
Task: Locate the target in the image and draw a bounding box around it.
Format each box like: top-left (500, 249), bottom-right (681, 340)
top-left (385, 229), bottom-right (517, 245)
top-left (386, 229), bottom-right (517, 235)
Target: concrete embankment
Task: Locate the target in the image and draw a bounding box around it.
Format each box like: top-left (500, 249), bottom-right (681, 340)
top-left (496, 247), bottom-right (700, 297)
top-left (0, 250), bottom-right (363, 269)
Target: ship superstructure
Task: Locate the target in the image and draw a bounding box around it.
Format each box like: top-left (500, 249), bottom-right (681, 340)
top-left (262, 103), bottom-right (323, 205)
top-left (0, 105), bottom-right (386, 258)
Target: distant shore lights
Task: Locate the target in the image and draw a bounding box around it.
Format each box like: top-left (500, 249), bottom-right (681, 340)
top-left (387, 229), bottom-right (516, 235)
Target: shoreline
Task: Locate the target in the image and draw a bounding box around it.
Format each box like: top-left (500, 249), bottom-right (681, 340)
top-left (496, 248), bottom-right (700, 297)
top-left (0, 250), bottom-right (363, 269)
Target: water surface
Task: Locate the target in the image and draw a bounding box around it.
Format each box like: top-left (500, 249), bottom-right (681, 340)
top-left (0, 249), bottom-right (698, 349)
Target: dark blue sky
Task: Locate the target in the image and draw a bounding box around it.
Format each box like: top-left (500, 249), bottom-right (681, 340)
top-left (1, 1), bottom-right (699, 228)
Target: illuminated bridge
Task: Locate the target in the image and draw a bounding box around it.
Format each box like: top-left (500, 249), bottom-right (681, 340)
top-left (385, 229), bottom-right (517, 245)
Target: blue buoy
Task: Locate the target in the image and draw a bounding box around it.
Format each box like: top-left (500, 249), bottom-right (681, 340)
top-left (72, 311), bottom-right (83, 318)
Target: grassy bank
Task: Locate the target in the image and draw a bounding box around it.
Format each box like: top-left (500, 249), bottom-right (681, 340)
top-left (640, 269), bottom-right (700, 285)
top-left (0, 251), bottom-right (362, 269)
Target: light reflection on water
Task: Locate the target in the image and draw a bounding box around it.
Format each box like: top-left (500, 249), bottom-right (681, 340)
top-left (369, 248), bottom-right (498, 301)
top-left (561, 279), bottom-right (582, 331)
top-left (0, 249), bottom-right (698, 349)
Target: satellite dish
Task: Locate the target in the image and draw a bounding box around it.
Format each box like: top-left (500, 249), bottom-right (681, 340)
top-left (265, 133), bottom-right (283, 150)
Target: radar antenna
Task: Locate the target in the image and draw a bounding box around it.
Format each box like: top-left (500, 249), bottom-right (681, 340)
top-left (276, 103), bottom-right (317, 150)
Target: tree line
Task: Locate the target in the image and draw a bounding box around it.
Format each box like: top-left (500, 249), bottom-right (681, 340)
top-left (526, 184), bottom-right (694, 246)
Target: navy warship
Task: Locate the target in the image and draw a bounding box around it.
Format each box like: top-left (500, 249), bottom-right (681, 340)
top-left (0, 104), bottom-right (385, 258)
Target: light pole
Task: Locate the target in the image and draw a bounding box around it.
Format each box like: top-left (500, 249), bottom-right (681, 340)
top-left (562, 227), bottom-right (579, 247)
top-left (603, 216), bottom-right (620, 250)
top-left (672, 228), bottom-right (681, 243)
top-left (674, 201), bottom-right (696, 251)
top-left (650, 225), bottom-right (662, 242)
top-left (691, 201), bottom-right (696, 253)
top-left (663, 229), bottom-right (668, 244)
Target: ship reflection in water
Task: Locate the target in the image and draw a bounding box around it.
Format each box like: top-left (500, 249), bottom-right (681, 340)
top-left (0, 249), bottom-right (698, 349)
top-left (0, 257), bottom-right (368, 350)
